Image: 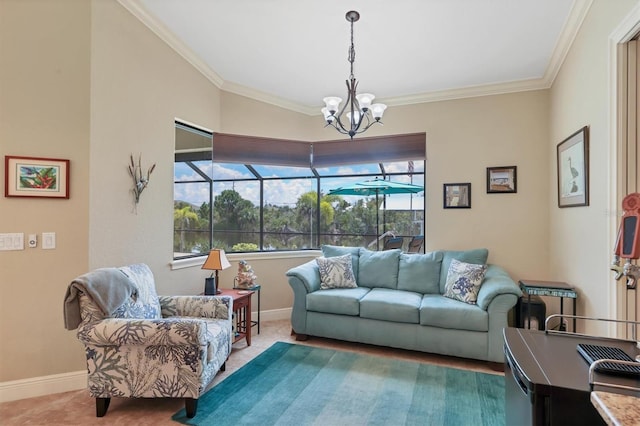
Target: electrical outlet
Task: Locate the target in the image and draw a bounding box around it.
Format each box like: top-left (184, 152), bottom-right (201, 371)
top-left (28, 234), bottom-right (37, 248)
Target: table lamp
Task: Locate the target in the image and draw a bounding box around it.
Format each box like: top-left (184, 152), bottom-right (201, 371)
top-left (201, 249), bottom-right (231, 295)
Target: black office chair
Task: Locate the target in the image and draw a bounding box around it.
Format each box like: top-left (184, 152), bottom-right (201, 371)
top-left (407, 236), bottom-right (424, 253)
top-left (383, 237), bottom-right (404, 250)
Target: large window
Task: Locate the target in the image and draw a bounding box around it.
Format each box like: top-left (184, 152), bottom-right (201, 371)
top-left (174, 124), bottom-right (425, 258)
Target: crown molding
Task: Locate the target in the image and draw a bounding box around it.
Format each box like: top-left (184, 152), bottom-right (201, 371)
top-left (542, 0), bottom-right (594, 86)
top-left (381, 78), bottom-right (549, 107)
top-left (117, 0), bottom-right (593, 116)
top-left (117, 0), bottom-right (224, 88)
top-left (221, 81), bottom-right (320, 116)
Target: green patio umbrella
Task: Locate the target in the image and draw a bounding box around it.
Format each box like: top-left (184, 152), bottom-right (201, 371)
top-left (329, 178), bottom-right (424, 249)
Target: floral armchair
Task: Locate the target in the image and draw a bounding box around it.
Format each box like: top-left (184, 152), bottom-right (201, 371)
top-left (67, 264), bottom-right (233, 418)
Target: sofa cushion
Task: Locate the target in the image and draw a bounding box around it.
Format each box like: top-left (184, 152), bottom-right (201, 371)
top-left (397, 251), bottom-right (443, 294)
top-left (322, 245), bottom-right (361, 280)
top-left (316, 254), bottom-right (358, 289)
top-left (359, 288), bottom-right (421, 324)
top-left (358, 248), bottom-right (401, 289)
top-left (419, 294), bottom-right (488, 331)
top-left (443, 259), bottom-right (488, 305)
top-left (307, 287), bottom-right (371, 316)
top-left (439, 248), bottom-right (489, 293)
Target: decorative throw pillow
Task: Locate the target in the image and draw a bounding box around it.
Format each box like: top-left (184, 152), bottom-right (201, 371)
top-left (316, 254), bottom-right (358, 290)
top-left (443, 259), bottom-right (488, 304)
top-left (321, 245), bottom-right (361, 280)
top-left (439, 248), bottom-right (489, 293)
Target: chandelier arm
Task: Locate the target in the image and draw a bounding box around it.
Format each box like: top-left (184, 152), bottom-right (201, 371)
top-left (331, 79), bottom-right (356, 135)
top-left (324, 120), bottom-right (349, 135)
top-left (355, 119), bottom-right (377, 135)
top-left (336, 79), bottom-right (354, 118)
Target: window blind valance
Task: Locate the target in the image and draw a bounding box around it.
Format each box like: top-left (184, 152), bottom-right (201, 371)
top-left (210, 132), bottom-right (426, 167)
top-left (312, 133), bottom-right (426, 167)
top-left (212, 133), bottom-right (311, 167)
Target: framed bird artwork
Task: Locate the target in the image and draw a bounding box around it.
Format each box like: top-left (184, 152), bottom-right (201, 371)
top-left (557, 126), bottom-right (589, 207)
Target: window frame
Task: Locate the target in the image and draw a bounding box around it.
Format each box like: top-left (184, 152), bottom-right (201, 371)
top-left (174, 124), bottom-right (426, 259)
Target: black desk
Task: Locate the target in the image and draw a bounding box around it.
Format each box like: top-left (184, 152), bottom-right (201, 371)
top-left (503, 328), bottom-right (639, 426)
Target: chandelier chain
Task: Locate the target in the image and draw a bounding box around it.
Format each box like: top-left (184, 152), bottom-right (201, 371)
top-left (349, 17), bottom-right (355, 79)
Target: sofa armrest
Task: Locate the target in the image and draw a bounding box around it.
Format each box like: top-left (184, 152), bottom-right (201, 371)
top-left (77, 317), bottom-right (211, 347)
top-left (476, 265), bottom-right (522, 311)
top-left (286, 260), bottom-right (322, 334)
top-left (286, 260), bottom-right (321, 294)
top-left (158, 295), bottom-right (232, 320)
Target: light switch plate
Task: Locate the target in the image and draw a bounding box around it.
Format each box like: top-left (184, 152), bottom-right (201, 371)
top-left (13, 233), bottom-right (24, 249)
top-left (42, 232), bottom-right (56, 249)
top-left (0, 233), bottom-right (24, 251)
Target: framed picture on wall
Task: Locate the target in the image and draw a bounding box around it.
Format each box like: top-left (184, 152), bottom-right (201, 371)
top-left (557, 126), bottom-right (589, 207)
top-left (4, 156), bottom-right (70, 198)
top-left (443, 183), bottom-right (471, 209)
top-left (486, 166), bottom-right (517, 193)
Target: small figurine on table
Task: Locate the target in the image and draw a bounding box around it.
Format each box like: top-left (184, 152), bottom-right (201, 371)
top-left (234, 260), bottom-right (257, 289)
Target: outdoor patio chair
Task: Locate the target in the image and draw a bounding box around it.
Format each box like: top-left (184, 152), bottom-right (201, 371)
top-left (383, 237), bottom-right (404, 250)
top-left (407, 235), bottom-right (424, 253)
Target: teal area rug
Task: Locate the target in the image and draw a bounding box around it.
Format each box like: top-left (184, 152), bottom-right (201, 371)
top-left (173, 342), bottom-right (504, 426)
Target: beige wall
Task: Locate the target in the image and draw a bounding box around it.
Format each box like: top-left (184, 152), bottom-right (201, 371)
top-left (221, 91), bottom-right (315, 140)
top-left (549, 0), bottom-right (638, 335)
top-left (0, 0), bottom-right (91, 381)
top-left (1, 0), bottom-right (637, 386)
top-left (88, 0), bottom-right (223, 295)
top-left (380, 92), bottom-right (550, 280)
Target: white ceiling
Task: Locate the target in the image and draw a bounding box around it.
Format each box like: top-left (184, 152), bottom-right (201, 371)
top-left (120, 0), bottom-right (589, 115)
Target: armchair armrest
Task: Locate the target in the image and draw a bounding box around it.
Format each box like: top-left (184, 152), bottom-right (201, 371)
top-left (77, 317), bottom-right (211, 347)
top-left (159, 295), bottom-right (232, 320)
top-left (286, 260), bottom-right (321, 294)
top-left (476, 265), bottom-right (522, 311)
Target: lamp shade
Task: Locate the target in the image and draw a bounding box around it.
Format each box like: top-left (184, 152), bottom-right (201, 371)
top-left (202, 249), bottom-right (231, 271)
top-left (371, 103), bottom-right (387, 120)
top-left (323, 97), bottom-right (342, 113)
top-left (355, 93), bottom-right (374, 110)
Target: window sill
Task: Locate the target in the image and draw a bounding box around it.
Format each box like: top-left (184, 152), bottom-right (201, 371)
top-left (170, 250), bottom-right (321, 270)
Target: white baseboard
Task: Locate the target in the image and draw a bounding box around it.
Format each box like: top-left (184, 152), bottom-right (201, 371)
top-left (0, 308), bottom-right (292, 403)
top-left (0, 370), bottom-right (86, 403)
top-left (255, 307), bottom-right (291, 322)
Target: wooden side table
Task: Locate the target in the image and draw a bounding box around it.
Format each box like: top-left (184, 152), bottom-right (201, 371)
top-left (233, 284), bottom-right (261, 334)
top-left (518, 279), bottom-right (578, 332)
top-left (218, 288), bottom-right (254, 346)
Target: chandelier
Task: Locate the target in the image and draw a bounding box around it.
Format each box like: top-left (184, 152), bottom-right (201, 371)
top-left (321, 11), bottom-right (387, 139)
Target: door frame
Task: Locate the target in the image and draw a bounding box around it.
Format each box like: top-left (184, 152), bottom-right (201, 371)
top-left (608, 3), bottom-right (640, 335)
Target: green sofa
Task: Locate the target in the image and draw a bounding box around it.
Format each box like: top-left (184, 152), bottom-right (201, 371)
top-left (286, 246), bottom-right (522, 363)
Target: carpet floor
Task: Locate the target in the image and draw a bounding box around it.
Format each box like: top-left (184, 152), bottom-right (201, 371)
top-left (0, 320), bottom-right (501, 425)
top-left (173, 341), bottom-right (505, 426)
